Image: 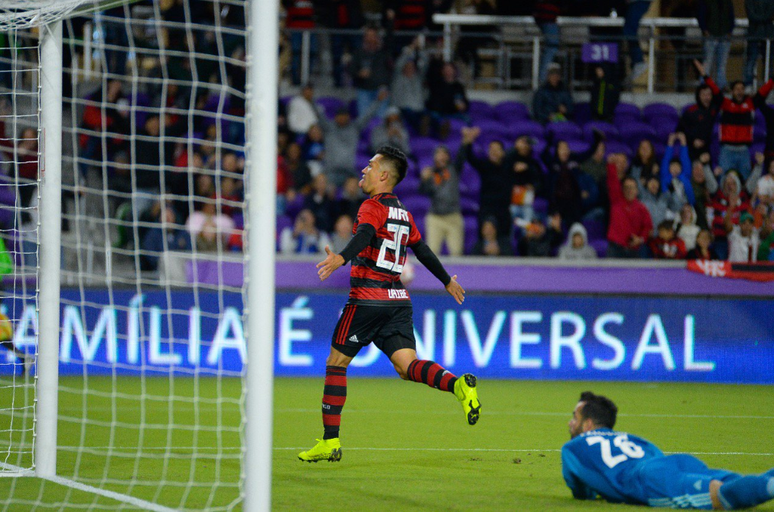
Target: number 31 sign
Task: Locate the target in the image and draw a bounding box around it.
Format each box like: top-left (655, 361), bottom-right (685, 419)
top-left (582, 42), bottom-right (618, 63)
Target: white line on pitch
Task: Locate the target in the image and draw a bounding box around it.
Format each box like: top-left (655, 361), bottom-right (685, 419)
top-left (43, 475), bottom-right (177, 512)
top-left (276, 409), bottom-right (774, 420)
top-left (274, 447), bottom-right (774, 456)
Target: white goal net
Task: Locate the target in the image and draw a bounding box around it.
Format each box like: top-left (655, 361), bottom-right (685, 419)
top-left (0, 0), bottom-right (275, 510)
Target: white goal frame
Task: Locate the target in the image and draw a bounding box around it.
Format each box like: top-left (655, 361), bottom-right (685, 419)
top-left (2, 1), bottom-right (278, 510)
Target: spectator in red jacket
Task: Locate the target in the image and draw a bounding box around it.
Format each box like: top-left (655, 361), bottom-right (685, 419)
top-left (694, 59), bottom-right (774, 180)
top-left (606, 153), bottom-right (653, 258)
top-left (649, 220), bottom-right (687, 259)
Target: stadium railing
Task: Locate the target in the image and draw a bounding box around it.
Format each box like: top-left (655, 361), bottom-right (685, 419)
top-left (283, 15), bottom-right (770, 94)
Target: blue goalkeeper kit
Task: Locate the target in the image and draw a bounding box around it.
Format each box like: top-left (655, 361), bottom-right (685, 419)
top-left (560, 428), bottom-right (774, 509)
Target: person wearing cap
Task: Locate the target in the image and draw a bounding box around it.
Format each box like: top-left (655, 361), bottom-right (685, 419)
top-left (725, 207), bottom-right (760, 262)
top-left (370, 106), bottom-right (410, 156)
top-left (532, 63), bottom-right (574, 125)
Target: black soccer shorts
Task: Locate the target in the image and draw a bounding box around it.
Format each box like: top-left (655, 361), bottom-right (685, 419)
top-left (331, 304), bottom-right (416, 358)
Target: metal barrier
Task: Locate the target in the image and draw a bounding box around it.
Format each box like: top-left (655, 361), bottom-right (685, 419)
top-left (279, 15), bottom-right (774, 95)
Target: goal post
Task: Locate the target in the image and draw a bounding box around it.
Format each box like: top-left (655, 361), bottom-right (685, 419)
top-left (36, 17), bottom-right (63, 480)
top-left (244, 0), bottom-right (278, 509)
top-left (0, 1), bottom-right (276, 509)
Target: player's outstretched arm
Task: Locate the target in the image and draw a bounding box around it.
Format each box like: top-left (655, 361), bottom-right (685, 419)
top-left (316, 246), bottom-right (345, 281)
top-left (410, 239), bottom-right (465, 304)
top-left (445, 275), bottom-right (465, 305)
top-left (317, 223), bottom-right (377, 281)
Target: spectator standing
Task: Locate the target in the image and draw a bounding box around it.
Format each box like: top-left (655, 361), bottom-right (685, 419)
top-left (303, 173), bottom-right (337, 232)
top-left (350, 26), bottom-right (393, 118)
top-left (426, 62), bottom-right (470, 138)
top-left (624, 0), bottom-right (654, 81)
top-left (471, 218), bottom-right (513, 256)
top-left (517, 214), bottom-right (563, 257)
top-left (140, 203), bottom-right (192, 271)
top-left (725, 209), bottom-right (760, 261)
top-left (280, 208), bottom-right (331, 255)
top-left (708, 171), bottom-right (752, 259)
top-left (558, 222), bottom-right (598, 260)
top-left (532, 63), bottom-right (574, 124)
top-left (317, 0), bottom-right (364, 87)
top-left (697, 0), bottom-right (735, 89)
top-left (508, 135), bottom-right (544, 228)
top-left (335, 175), bottom-right (365, 221)
top-left (285, 142), bottom-right (313, 197)
top-left (329, 214), bottom-right (354, 254)
top-left (186, 200), bottom-right (236, 252)
top-left (638, 175), bottom-right (670, 231)
top-left (287, 83), bottom-right (319, 136)
top-left (460, 127), bottom-right (513, 236)
top-left (754, 159), bottom-right (774, 206)
top-left (648, 220), bottom-right (687, 259)
top-left (606, 154), bottom-right (653, 258)
top-left (134, 115), bottom-right (175, 217)
top-left (391, 39), bottom-right (429, 132)
top-left (370, 106), bottom-right (410, 155)
top-left (686, 228), bottom-right (719, 259)
top-left (676, 83), bottom-right (720, 161)
top-left (317, 91), bottom-right (387, 187)
top-left (533, 0), bottom-right (563, 85)
top-left (690, 152), bottom-right (716, 229)
top-left (744, 0), bottom-right (774, 86)
top-left (580, 139), bottom-right (607, 185)
top-left (674, 203), bottom-right (701, 251)
top-left (547, 140), bottom-right (583, 227)
top-left (419, 145), bottom-right (465, 256)
top-left (283, 0), bottom-right (316, 86)
top-left (631, 139), bottom-right (660, 185)
top-left (751, 75), bottom-right (774, 162)
top-left (695, 59), bottom-right (774, 180)
top-left (660, 132), bottom-right (696, 211)
top-left (590, 64), bottom-right (620, 122)
top-left (758, 209), bottom-right (774, 260)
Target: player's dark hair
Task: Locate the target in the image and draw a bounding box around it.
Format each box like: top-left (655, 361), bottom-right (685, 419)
top-left (376, 145), bottom-right (408, 185)
top-left (579, 391), bottom-right (618, 429)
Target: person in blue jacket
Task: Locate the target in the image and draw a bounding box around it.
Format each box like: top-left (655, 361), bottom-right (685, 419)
top-left (562, 391), bottom-right (774, 509)
top-left (661, 132), bottom-right (696, 211)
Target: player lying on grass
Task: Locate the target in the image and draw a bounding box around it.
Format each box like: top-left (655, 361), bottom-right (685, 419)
top-left (298, 146), bottom-right (481, 463)
top-left (562, 391), bottom-right (774, 510)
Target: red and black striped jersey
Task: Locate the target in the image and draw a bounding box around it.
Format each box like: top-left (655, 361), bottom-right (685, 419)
top-left (348, 193), bottom-right (421, 306)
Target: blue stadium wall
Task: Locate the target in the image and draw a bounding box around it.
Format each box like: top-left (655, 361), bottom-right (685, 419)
top-left (1, 288), bottom-right (772, 384)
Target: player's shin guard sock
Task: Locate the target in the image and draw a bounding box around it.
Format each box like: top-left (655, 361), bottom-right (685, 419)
top-left (406, 360), bottom-right (457, 392)
top-left (322, 366), bottom-right (347, 440)
top-left (717, 475), bottom-right (774, 510)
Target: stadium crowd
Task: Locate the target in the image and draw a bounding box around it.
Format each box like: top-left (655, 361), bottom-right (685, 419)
top-left (4, 0), bottom-right (774, 269)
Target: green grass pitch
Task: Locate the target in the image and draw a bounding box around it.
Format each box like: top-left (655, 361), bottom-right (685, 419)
top-left (1, 376), bottom-right (773, 511)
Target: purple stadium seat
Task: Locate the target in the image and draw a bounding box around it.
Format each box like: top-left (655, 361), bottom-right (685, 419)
top-left (604, 140), bottom-right (634, 158)
top-left (614, 102), bottom-right (641, 121)
top-left (573, 103), bottom-right (592, 125)
top-left (468, 100), bottom-right (495, 119)
top-left (566, 139), bottom-right (591, 155)
top-left (276, 214), bottom-right (293, 234)
top-left (494, 101), bottom-right (531, 122)
top-left (617, 121), bottom-right (658, 146)
top-left (398, 175), bottom-right (421, 194)
top-left (400, 195), bottom-right (430, 217)
top-left (754, 126), bottom-right (767, 144)
top-left (652, 119), bottom-right (678, 144)
top-left (533, 197), bottom-right (548, 216)
top-left (546, 121), bottom-right (583, 143)
top-left (532, 138), bottom-right (548, 160)
top-left (642, 103), bottom-right (679, 125)
top-left (475, 119), bottom-right (509, 137)
top-left (583, 121), bottom-right (619, 142)
top-left (464, 215), bottom-right (479, 254)
top-left (589, 239), bottom-right (608, 258)
top-left (410, 136), bottom-right (440, 156)
top-left (315, 97), bottom-right (343, 119)
top-left (508, 120), bottom-right (546, 141)
top-left (460, 197), bottom-right (479, 216)
top-left (582, 218), bottom-right (606, 240)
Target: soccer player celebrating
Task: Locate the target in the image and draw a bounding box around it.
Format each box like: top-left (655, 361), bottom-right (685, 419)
top-left (562, 391), bottom-right (774, 509)
top-left (298, 146), bottom-right (481, 463)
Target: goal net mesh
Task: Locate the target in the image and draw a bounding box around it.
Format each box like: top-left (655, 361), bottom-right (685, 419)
top-left (1, 1), bottom-right (251, 510)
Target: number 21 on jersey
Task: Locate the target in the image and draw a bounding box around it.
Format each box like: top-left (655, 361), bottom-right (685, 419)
top-left (376, 223), bottom-right (410, 273)
top-left (586, 434), bottom-right (645, 468)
